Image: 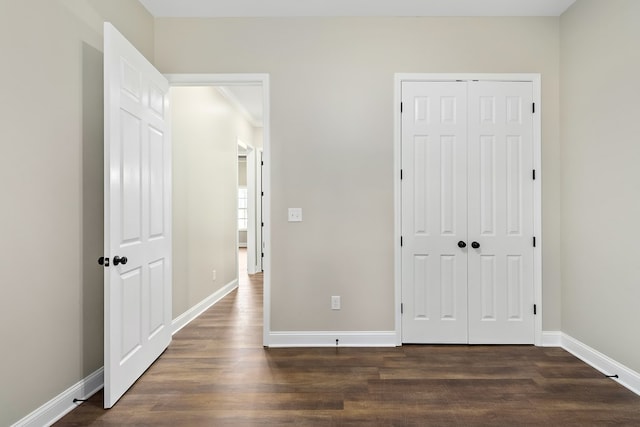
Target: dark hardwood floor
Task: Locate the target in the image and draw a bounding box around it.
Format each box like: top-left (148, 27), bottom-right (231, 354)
top-left (57, 251), bottom-right (640, 426)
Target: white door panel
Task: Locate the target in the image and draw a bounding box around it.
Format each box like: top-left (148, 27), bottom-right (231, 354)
top-left (467, 81), bottom-right (534, 344)
top-left (401, 82), bottom-right (468, 343)
top-left (401, 80), bottom-right (535, 345)
top-left (104, 23), bottom-right (172, 408)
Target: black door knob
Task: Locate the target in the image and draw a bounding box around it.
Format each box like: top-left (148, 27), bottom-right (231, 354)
top-left (457, 241), bottom-right (467, 248)
top-left (471, 241), bottom-right (480, 249)
top-left (113, 256), bottom-right (128, 266)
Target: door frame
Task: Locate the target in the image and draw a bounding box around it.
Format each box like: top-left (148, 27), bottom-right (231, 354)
top-left (166, 74), bottom-right (271, 346)
top-left (394, 73), bottom-right (542, 346)
top-left (245, 143), bottom-right (258, 274)
top-left (237, 140), bottom-right (258, 275)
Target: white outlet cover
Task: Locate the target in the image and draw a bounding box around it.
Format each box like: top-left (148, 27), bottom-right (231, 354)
top-left (288, 208), bottom-right (302, 222)
top-left (331, 295), bottom-right (341, 310)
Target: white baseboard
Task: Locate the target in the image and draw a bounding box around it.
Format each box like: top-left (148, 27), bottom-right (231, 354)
top-left (172, 278), bottom-right (239, 335)
top-left (541, 330), bottom-right (562, 347)
top-left (11, 368), bottom-right (103, 427)
top-left (268, 331), bottom-right (397, 347)
top-left (561, 333), bottom-right (640, 396)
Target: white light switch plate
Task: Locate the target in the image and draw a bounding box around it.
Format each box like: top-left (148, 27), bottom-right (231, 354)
top-left (288, 208), bottom-right (302, 222)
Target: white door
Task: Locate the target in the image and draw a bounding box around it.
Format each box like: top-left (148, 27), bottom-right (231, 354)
top-left (401, 80), bottom-right (534, 344)
top-left (467, 81), bottom-right (534, 344)
top-left (401, 82), bottom-right (469, 343)
top-left (103, 23), bottom-right (172, 408)
top-left (246, 147), bottom-right (257, 274)
top-left (256, 150), bottom-right (263, 272)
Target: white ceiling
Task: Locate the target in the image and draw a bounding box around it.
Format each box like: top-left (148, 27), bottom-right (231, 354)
top-left (139, 0), bottom-right (576, 18)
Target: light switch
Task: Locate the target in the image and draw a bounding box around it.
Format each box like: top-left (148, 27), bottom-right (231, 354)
top-left (288, 208), bottom-right (302, 222)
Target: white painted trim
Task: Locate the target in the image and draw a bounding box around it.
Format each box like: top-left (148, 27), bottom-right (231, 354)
top-left (393, 74), bottom-right (403, 347)
top-left (165, 73), bottom-right (272, 347)
top-left (166, 73), bottom-right (267, 86)
top-left (393, 73), bottom-right (543, 346)
top-left (541, 330), bottom-right (562, 347)
top-left (11, 368), bottom-right (103, 427)
top-left (246, 147), bottom-right (257, 275)
top-left (172, 279), bottom-right (238, 335)
top-left (395, 73), bottom-right (542, 83)
top-left (531, 75), bottom-right (543, 346)
top-left (268, 331), bottom-right (398, 347)
top-left (561, 333), bottom-right (640, 397)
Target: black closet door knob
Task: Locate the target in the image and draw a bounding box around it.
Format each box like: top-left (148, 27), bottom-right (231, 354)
top-left (457, 241), bottom-right (467, 248)
top-left (471, 241), bottom-right (480, 249)
top-left (113, 256), bottom-right (128, 266)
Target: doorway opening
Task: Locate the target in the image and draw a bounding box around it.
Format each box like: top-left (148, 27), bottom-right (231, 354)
top-left (167, 74), bottom-right (271, 347)
top-left (238, 139), bottom-right (262, 276)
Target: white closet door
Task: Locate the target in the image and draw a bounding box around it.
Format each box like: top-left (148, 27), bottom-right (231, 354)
top-left (401, 82), bottom-right (469, 343)
top-left (467, 81), bottom-right (535, 344)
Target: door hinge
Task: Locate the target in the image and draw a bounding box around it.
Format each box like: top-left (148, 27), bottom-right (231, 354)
top-left (532, 169), bottom-right (536, 180)
top-left (400, 236), bottom-right (403, 247)
top-left (261, 253), bottom-right (264, 258)
top-left (401, 303), bottom-right (404, 314)
top-left (261, 222), bottom-right (264, 227)
top-left (533, 236), bottom-right (536, 247)
top-left (400, 169), bottom-right (403, 180)
top-left (400, 102), bottom-right (403, 113)
top-left (261, 161), bottom-right (264, 166)
top-left (532, 103), bottom-right (536, 114)
top-left (261, 191), bottom-right (264, 196)
top-left (534, 304), bottom-right (537, 315)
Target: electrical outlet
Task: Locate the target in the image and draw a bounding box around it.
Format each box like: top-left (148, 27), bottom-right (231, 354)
top-left (331, 296), bottom-right (341, 310)
top-left (212, 270), bottom-right (216, 281)
top-left (288, 208), bottom-right (303, 222)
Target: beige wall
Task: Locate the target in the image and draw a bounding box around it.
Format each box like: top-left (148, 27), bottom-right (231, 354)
top-left (0, 1), bottom-right (153, 425)
top-left (560, 0), bottom-right (640, 372)
top-left (16, 3), bottom-right (640, 423)
top-left (155, 17), bottom-right (562, 332)
top-left (172, 87), bottom-right (255, 317)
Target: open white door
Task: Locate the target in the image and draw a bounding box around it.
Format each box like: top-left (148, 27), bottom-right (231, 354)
top-left (103, 23), bottom-right (172, 408)
top-left (246, 146), bottom-right (257, 274)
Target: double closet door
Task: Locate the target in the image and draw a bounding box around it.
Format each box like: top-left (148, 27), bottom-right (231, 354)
top-left (401, 80), bottom-right (535, 344)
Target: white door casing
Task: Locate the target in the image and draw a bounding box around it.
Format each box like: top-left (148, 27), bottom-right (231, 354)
top-left (401, 82), bottom-right (469, 344)
top-left (256, 150), bottom-right (264, 272)
top-left (398, 76), bottom-right (539, 345)
top-left (104, 23), bottom-right (172, 408)
top-left (163, 74), bottom-right (271, 346)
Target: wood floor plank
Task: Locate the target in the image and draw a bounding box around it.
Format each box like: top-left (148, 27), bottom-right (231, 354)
top-left (56, 250), bottom-right (640, 426)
